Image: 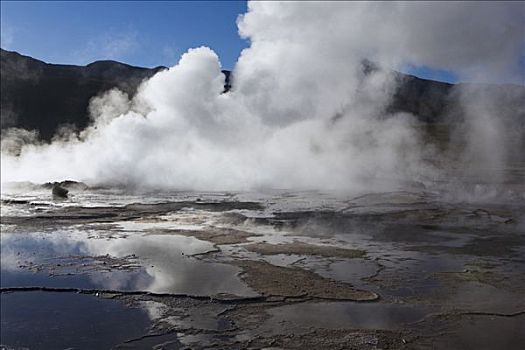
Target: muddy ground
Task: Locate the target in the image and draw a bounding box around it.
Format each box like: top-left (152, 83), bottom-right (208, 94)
top-left (1, 189), bottom-right (524, 349)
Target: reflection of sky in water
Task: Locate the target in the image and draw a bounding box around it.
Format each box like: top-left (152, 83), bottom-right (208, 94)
top-left (1, 228), bottom-right (257, 297)
top-left (0, 291), bottom-right (152, 349)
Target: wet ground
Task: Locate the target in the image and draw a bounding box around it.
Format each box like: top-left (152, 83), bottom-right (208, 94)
top-left (1, 184), bottom-right (524, 349)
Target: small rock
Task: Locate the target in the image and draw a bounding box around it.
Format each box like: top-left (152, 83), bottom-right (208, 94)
top-left (52, 183), bottom-right (69, 199)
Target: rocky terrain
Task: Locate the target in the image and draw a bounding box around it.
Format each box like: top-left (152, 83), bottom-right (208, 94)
top-left (1, 188), bottom-right (524, 349)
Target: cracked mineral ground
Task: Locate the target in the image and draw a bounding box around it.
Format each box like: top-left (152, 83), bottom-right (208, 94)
top-left (1, 185), bottom-right (524, 349)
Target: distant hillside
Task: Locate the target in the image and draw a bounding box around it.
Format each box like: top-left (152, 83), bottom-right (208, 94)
top-left (0, 49), bottom-right (168, 139)
top-left (1, 49), bottom-right (523, 141)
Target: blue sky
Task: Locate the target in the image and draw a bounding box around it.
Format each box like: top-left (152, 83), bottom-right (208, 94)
top-left (0, 1), bottom-right (482, 83)
top-left (1, 1), bottom-right (249, 70)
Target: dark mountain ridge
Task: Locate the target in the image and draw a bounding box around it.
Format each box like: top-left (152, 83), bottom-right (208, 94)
top-left (1, 49), bottom-right (167, 139)
top-left (1, 48), bottom-right (523, 141)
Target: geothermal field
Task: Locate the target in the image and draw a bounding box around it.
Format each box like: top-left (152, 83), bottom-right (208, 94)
top-left (1, 186), bottom-right (525, 349)
top-left (1, 1), bottom-right (524, 349)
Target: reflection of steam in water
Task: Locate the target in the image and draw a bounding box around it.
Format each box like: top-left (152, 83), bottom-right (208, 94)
top-left (0, 228), bottom-right (257, 297)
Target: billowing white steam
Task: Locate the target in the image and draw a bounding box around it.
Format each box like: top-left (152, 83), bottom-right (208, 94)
top-left (1, 2), bottom-right (524, 191)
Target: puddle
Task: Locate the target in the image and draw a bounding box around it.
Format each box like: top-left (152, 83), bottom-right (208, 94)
top-left (266, 302), bottom-right (430, 330)
top-left (315, 259), bottom-right (381, 283)
top-left (429, 314), bottom-right (525, 350)
top-left (1, 229), bottom-right (257, 297)
top-left (0, 291), bottom-right (152, 349)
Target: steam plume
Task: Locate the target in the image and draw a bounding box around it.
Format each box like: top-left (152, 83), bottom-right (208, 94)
top-left (2, 2), bottom-right (524, 192)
